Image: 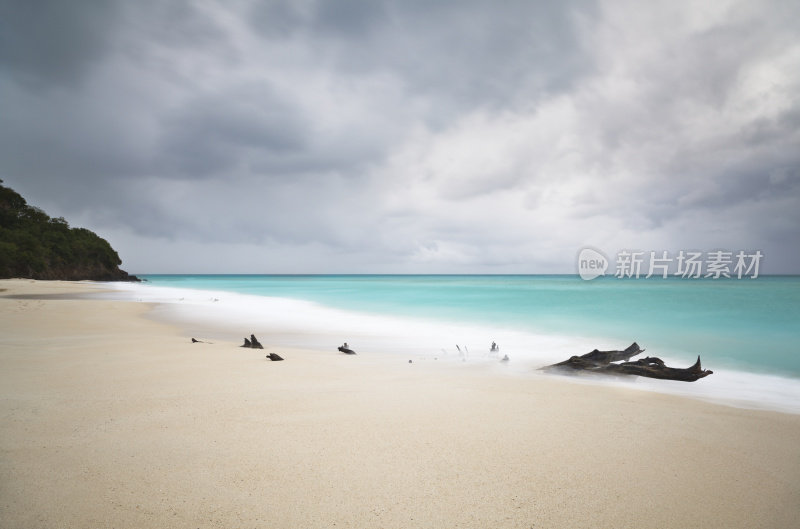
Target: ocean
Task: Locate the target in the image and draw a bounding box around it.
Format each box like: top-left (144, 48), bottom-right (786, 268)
top-left (109, 274), bottom-right (800, 413)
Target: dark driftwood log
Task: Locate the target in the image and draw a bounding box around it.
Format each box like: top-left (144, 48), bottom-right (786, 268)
top-left (601, 356), bottom-right (712, 381)
top-left (267, 353), bottom-right (284, 361)
top-left (241, 338), bottom-right (252, 348)
top-left (576, 342), bottom-right (644, 365)
top-left (338, 346), bottom-right (356, 355)
top-left (547, 342), bottom-right (644, 368)
top-left (542, 342), bottom-right (713, 382)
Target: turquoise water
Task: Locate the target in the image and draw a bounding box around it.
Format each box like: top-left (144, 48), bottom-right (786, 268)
top-left (139, 274), bottom-right (800, 378)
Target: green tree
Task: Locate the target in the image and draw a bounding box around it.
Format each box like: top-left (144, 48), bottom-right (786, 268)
top-left (0, 180), bottom-right (136, 281)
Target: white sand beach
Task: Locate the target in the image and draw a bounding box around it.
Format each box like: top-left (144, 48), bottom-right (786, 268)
top-left (1, 279), bottom-right (799, 528)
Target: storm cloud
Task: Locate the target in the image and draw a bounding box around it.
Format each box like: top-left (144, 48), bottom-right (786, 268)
top-left (1, 0), bottom-right (798, 273)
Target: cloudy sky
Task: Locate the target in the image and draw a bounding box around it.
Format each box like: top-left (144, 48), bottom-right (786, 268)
top-left (1, 0), bottom-right (798, 274)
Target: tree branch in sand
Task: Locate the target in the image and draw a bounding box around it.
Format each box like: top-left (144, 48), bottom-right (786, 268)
top-left (541, 342), bottom-right (713, 382)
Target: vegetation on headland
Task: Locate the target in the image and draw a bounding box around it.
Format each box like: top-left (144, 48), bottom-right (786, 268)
top-left (0, 180), bottom-right (138, 281)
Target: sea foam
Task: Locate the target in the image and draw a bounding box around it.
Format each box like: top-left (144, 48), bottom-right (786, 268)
top-left (105, 281), bottom-right (800, 415)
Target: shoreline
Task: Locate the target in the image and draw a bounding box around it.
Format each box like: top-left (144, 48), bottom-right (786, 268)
top-left (2, 279), bottom-right (800, 528)
top-left (110, 279), bottom-right (800, 415)
top-left (128, 274), bottom-right (800, 379)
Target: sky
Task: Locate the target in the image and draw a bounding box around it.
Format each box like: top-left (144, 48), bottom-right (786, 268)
top-left (1, 0), bottom-right (799, 274)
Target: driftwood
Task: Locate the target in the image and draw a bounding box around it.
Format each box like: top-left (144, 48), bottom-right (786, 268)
top-left (266, 353), bottom-right (284, 361)
top-left (240, 334), bottom-right (264, 349)
top-left (541, 342), bottom-right (712, 382)
top-left (338, 346), bottom-right (356, 355)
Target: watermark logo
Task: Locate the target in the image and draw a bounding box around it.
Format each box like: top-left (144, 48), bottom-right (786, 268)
top-left (577, 248), bottom-right (763, 280)
top-left (577, 247), bottom-right (608, 280)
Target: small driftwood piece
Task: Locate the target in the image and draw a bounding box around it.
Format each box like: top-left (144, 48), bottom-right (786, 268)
top-left (241, 334), bottom-right (264, 349)
top-left (338, 346), bottom-right (356, 355)
top-left (240, 334), bottom-right (264, 349)
top-left (267, 353), bottom-right (284, 361)
top-left (541, 342), bottom-right (712, 382)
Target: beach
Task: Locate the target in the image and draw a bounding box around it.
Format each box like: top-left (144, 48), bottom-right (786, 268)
top-left (1, 280), bottom-right (799, 528)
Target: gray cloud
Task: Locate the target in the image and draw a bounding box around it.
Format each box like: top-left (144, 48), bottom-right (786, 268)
top-left (1, 0), bottom-right (798, 273)
top-left (249, 0), bottom-right (596, 113)
top-left (158, 84), bottom-right (310, 178)
top-left (0, 0), bottom-right (120, 88)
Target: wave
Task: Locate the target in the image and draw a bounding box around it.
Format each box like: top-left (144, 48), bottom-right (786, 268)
top-left (104, 281), bottom-right (800, 415)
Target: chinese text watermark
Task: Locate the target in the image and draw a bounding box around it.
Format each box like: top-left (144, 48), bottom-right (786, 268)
top-left (578, 248), bottom-right (763, 280)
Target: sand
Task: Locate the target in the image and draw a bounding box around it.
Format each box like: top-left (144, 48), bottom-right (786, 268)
top-left (1, 279), bottom-right (799, 529)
